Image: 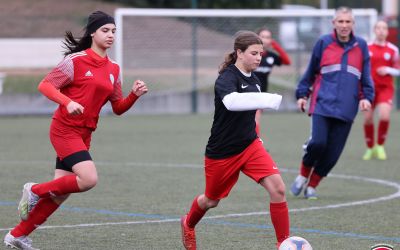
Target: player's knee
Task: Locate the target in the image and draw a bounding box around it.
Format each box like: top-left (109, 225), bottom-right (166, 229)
top-left (268, 182), bottom-right (286, 201)
top-left (79, 174), bottom-right (98, 191)
top-left (201, 195), bottom-right (219, 209)
top-left (206, 199), bottom-right (219, 209)
top-left (85, 175), bottom-right (98, 189)
top-left (274, 185), bottom-right (286, 199)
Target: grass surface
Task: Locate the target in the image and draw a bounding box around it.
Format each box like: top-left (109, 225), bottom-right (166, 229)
top-left (0, 112), bottom-right (399, 249)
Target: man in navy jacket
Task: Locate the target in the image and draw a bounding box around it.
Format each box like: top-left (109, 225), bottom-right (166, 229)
top-left (290, 6), bottom-right (374, 199)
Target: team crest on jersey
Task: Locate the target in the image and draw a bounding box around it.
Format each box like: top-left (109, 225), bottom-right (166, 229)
top-left (109, 74), bottom-right (114, 84)
top-left (384, 52), bottom-right (391, 61)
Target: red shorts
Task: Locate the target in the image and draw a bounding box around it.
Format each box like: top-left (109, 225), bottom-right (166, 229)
top-left (50, 119), bottom-right (92, 160)
top-left (373, 85), bottom-right (394, 107)
top-left (204, 138), bottom-right (280, 200)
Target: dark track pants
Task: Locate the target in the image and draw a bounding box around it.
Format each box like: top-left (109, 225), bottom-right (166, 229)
top-left (302, 114), bottom-right (353, 177)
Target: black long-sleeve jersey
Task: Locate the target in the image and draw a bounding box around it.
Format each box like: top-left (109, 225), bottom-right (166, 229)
top-left (205, 65), bottom-right (261, 159)
top-left (253, 51), bottom-right (282, 92)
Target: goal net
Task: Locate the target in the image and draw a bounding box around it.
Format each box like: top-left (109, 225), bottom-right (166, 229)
top-left (113, 8), bottom-right (378, 113)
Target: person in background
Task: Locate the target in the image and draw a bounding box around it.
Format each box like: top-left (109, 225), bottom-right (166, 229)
top-left (290, 6), bottom-right (374, 199)
top-left (362, 20), bottom-right (399, 160)
top-left (254, 27), bottom-right (291, 137)
top-left (180, 31), bottom-right (289, 250)
top-left (3, 11), bottom-right (148, 250)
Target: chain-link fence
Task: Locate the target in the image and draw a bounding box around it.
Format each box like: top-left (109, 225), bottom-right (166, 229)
top-left (0, 8), bottom-right (378, 115)
top-left (114, 8), bottom-right (377, 113)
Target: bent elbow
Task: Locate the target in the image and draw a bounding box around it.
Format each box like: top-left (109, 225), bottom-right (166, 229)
top-left (112, 110), bottom-right (124, 116)
top-left (37, 82), bottom-right (44, 93)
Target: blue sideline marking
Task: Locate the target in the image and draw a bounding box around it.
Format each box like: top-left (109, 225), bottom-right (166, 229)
top-left (1, 200), bottom-right (399, 243)
top-left (205, 220), bottom-right (400, 243)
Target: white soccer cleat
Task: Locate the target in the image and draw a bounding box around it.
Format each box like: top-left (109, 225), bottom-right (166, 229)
top-left (18, 183), bottom-right (39, 221)
top-left (290, 175), bottom-right (307, 196)
top-left (4, 232), bottom-right (39, 250)
top-left (304, 186), bottom-right (318, 200)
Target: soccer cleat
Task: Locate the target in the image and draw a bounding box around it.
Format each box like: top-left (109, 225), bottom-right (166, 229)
top-left (18, 183), bottom-right (39, 221)
top-left (181, 215), bottom-right (196, 250)
top-left (4, 232), bottom-right (39, 250)
top-left (374, 145), bottom-right (387, 160)
top-left (304, 186), bottom-right (318, 200)
top-left (362, 148), bottom-right (375, 160)
top-left (290, 175), bottom-right (307, 196)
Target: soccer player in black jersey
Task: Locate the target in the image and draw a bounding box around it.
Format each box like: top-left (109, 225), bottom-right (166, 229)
top-left (254, 27), bottom-right (291, 137)
top-left (181, 31), bottom-right (290, 250)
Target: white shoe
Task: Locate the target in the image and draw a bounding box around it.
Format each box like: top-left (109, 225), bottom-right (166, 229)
top-left (290, 175), bottom-right (307, 196)
top-left (18, 183), bottom-right (39, 221)
top-left (4, 232), bottom-right (39, 250)
top-left (304, 186), bottom-right (318, 200)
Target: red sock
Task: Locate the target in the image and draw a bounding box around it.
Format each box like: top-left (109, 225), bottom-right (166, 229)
top-left (31, 175), bottom-right (80, 198)
top-left (270, 202), bottom-right (290, 244)
top-left (364, 123), bottom-right (375, 148)
top-left (300, 162), bottom-right (312, 178)
top-left (308, 171), bottom-right (323, 188)
top-left (186, 196), bottom-right (206, 228)
top-left (377, 120), bottom-right (389, 145)
top-left (11, 198), bottom-right (59, 237)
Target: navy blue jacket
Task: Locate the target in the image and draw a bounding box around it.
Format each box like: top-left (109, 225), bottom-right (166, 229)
top-left (296, 32), bottom-right (374, 122)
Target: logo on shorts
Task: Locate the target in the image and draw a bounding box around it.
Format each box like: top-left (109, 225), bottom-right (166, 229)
top-left (370, 243), bottom-right (394, 250)
top-left (272, 165), bottom-right (278, 170)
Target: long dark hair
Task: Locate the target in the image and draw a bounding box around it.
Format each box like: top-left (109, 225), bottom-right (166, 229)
top-left (218, 31), bottom-right (263, 74)
top-left (63, 11), bottom-right (115, 56)
top-left (62, 31), bottom-right (92, 56)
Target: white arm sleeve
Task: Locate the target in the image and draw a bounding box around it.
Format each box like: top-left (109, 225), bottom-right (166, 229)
top-left (222, 92), bottom-right (282, 111)
top-left (385, 67), bottom-right (400, 76)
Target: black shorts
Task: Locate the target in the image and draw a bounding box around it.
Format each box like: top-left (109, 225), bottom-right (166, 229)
top-left (55, 150), bottom-right (92, 172)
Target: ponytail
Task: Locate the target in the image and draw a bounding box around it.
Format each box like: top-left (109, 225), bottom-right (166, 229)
top-left (218, 31), bottom-right (262, 74)
top-left (62, 31), bottom-right (92, 56)
top-left (218, 51), bottom-right (237, 74)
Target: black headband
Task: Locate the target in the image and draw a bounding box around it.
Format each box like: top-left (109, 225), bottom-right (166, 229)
top-left (86, 11), bottom-right (115, 35)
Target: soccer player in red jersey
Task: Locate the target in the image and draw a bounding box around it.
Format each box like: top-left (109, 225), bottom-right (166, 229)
top-left (362, 20), bottom-right (399, 160)
top-left (180, 31), bottom-right (290, 250)
top-left (254, 28), bottom-right (291, 137)
top-left (3, 11), bottom-right (148, 249)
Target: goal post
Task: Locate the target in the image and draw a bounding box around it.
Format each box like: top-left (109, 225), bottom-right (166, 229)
top-left (113, 8), bottom-right (378, 113)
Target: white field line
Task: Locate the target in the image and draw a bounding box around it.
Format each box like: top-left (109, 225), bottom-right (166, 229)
top-left (0, 160), bottom-right (399, 231)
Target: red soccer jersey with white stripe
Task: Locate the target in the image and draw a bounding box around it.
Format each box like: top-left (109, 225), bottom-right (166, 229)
top-left (44, 48), bottom-right (124, 130)
top-left (368, 41), bottom-right (399, 88)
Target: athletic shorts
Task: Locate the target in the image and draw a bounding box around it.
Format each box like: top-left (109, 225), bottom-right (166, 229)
top-left (50, 119), bottom-right (92, 161)
top-left (204, 138), bottom-right (280, 200)
top-left (373, 85), bottom-right (394, 107)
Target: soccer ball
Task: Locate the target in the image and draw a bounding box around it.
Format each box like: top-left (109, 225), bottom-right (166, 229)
top-left (279, 236), bottom-right (312, 250)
